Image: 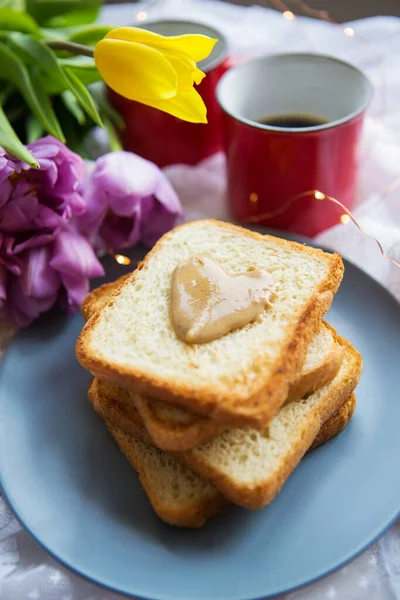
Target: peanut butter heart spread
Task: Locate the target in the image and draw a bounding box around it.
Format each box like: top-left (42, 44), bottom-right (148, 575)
top-left (170, 256), bottom-right (275, 344)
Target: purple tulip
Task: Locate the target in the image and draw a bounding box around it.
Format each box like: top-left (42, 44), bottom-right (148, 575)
top-left (79, 151), bottom-right (183, 250)
top-left (0, 137), bottom-right (104, 327)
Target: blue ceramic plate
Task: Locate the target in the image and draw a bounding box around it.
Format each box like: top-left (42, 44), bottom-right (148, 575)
top-left (0, 231), bottom-right (399, 600)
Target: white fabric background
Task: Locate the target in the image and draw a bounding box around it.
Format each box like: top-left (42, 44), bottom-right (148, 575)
top-left (1, 1), bottom-right (400, 598)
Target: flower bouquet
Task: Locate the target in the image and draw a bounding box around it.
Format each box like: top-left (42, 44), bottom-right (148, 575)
top-left (0, 0), bottom-right (216, 326)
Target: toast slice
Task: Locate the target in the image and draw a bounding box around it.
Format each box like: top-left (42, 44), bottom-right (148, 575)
top-left (77, 220), bottom-right (344, 427)
top-left (82, 279), bottom-right (343, 451)
top-left (81, 274), bottom-right (130, 322)
top-left (310, 392), bottom-right (356, 451)
top-left (106, 423), bottom-right (227, 528)
top-left (132, 322), bottom-right (343, 451)
top-left (175, 335), bottom-right (361, 509)
top-left (89, 380), bottom-right (356, 525)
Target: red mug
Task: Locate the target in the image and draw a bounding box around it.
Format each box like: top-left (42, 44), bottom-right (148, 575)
top-left (217, 53), bottom-right (373, 237)
top-left (108, 20), bottom-right (229, 168)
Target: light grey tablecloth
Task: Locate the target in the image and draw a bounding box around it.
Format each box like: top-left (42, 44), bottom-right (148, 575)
top-left (1, 2), bottom-right (400, 599)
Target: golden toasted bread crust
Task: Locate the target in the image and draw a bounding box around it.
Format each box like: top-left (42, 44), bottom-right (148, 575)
top-left (132, 394), bottom-right (226, 452)
top-left (77, 220), bottom-right (344, 428)
top-left (91, 379), bottom-right (356, 461)
top-left (81, 274), bottom-right (130, 321)
top-left (174, 336), bottom-right (362, 509)
top-left (310, 393), bottom-right (356, 450)
top-left (82, 283), bottom-right (343, 451)
top-left (88, 336), bottom-right (360, 514)
top-left (89, 380), bottom-right (227, 527)
top-left (88, 379), bottom-right (153, 444)
top-left (105, 421), bottom-right (228, 528)
top-left (286, 338), bottom-right (344, 403)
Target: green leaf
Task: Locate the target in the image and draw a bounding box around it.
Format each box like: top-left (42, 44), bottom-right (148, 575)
top-left (68, 24), bottom-right (112, 47)
top-left (0, 0), bottom-right (25, 10)
top-left (29, 67), bottom-right (65, 139)
top-left (103, 116), bottom-right (122, 152)
top-left (26, 113), bottom-right (43, 143)
top-left (58, 55), bottom-right (96, 69)
top-left (0, 82), bottom-right (14, 105)
top-left (0, 8), bottom-right (38, 33)
top-left (64, 66), bottom-right (102, 127)
top-left (26, 0), bottom-right (100, 27)
top-left (89, 82), bottom-right (124, 128)
top-left (58, 55), bottom-right (101, 86)
top-left (53, 95), bottom-right (89, 157)
top-left (38, 25), bottom-right (69, 41)
top-left (0, 41), bottom-right (65, 141)
top-left (7, 33), bottom-right (67, 87)
top-left (9, 35), bottom-right (103, 127)
top-left (61, 89), bottom-right (85, 124)
top-left (0, 102), bottom-right (38, 166)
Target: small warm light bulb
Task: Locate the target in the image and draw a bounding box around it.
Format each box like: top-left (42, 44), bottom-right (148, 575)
top-left (283, 10), bottom-right (295, 21)
top-left (314, 190), bottom-right (325, 200)
top-left (344, 27), bottom-right (354, 37)
top-left (136, 11), bottom-right (148, 21)
top-left (249, 192), bottom-right (258, 203)
top-left (115, 254), bottom-right (131, 265)
top-left (340, 214), bottom-right (351, 224)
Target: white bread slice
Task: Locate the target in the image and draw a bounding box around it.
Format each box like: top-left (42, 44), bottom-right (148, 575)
top-left (310, 393), bottom-right (356, 451)
top-left (81, 273), bottom-right (130, 322)
top-left (175, 335), bottom-right (361, 509)
top-left (106, 424), bottom-right (227, 528)
top-left (77, 220), bottom-right (344, 427)
top-left (90, 379), bottom-right (356, 526)
top-left (82, 280), bottom-right (343, 451)
top-left (88, 380), bottom-right (227, 528)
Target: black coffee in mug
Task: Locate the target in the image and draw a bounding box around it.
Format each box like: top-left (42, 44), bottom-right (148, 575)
top-left (258, 113), bottom-right (328, 128)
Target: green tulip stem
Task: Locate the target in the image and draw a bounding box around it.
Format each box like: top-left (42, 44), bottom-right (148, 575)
top-left (46, 40), bottom-right (94, 58)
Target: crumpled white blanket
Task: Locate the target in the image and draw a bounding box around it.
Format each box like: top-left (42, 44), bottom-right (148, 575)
top-left (1, 1), bottom-right (399, 599)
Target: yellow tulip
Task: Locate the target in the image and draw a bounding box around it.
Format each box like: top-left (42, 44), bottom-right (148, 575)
top-left (94, 27), bottom-right (217, 123)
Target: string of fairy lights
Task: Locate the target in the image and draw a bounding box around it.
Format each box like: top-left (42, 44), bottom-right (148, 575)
top-left (114, 0), bottom-right (400, 272)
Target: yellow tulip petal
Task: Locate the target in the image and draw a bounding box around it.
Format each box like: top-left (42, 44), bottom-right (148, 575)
top-left (193, 66), bottom-right (206, 85)
top-left (137, 87), bottom-right (208, 123)
top-left (105, 27), bottom-right (218, 63)
top-left (163, 53), bottom-right (195, 93)
top-left (94, 39), bottom-right (177, 101)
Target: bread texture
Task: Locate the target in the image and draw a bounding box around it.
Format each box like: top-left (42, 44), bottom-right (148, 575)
top-left (89, 334), bottom-right (360, 514)
top-left (90, 380), bottom-right (356, 526)
top-left (174, 335), bottom-right (361, 509)
top-left (310, 393), bottom-right (356, 450)
top-left (82, 280), bottom-right (343, 451)
top-left (107, 423), bottom-right (227, 528)
top-left (77, 220), bottom-right (344, 427)
top-left (81, 274), bottom-right (130, 322)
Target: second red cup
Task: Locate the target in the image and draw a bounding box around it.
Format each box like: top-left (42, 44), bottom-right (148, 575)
top-left (108, 20), bottom-right (229, 168)
top-left (217, 53), bottom-right (373, 237)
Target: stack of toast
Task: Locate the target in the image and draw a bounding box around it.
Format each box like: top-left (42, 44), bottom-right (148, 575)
top-left (76, 220), bottom-right (362, 527)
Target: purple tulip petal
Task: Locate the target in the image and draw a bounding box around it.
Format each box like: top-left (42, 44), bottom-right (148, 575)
top-left (50, 226), bottom-right (104, 278)
top-left (13, 232), bottom-right (56, 254)
top-left (80, 151), bottom-right (182, 251)
top-left (60, 273), bottom-right (90, 314)
top-left (0, 265), bottom-right (7, 302)
top-left (154, 175), bottom-right (184, 217)
top-left (20, 246), bottom-right (61, 299)
top-left (99, 208), bottom-right (141, 249)
top-left (8, 274), bottom-right (58, 327)
top-left (0, 191), bottom-right (39, 232)
top-left (140, 197), bottom-right (181, 246)
top-left (78, 175), bottom-right (108, 235)
top-left (0, 136), bottom-right (89, 325)
top-left (0, 163), bottom-right (14, 188)
top-left (0, 179), bottom-right (12, 210)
